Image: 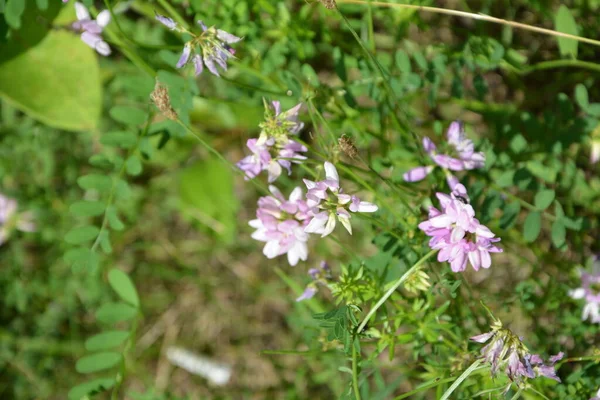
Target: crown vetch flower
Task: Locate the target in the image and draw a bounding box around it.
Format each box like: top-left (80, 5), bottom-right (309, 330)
top-left (0, 194), bottom-right (35, 245)
top-left (249, 186), bottom-right (311, 266)
top-left (73, 2), bottom-right (111, 56)
top-left (237, 101), bottom-right (307, 182)
top-left (569, 270), bottom-right (600, 323)
top-left (156, 16), bottom-right (242, 77)
top-left (303, 162), bottom-right (378, 237)
top-left (472, 321), bottom-right (563, 383)
top-left (418, 184), bottom-right (502, 272)
top-left (296, 261), bottom-right (332, 301)
top-left (404, 121), bottom-right (485, 189)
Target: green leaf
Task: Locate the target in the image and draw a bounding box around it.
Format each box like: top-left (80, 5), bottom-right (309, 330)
top-left (100, 131), bottom-right (137, 148)
top-left (509, 134), bottom-right (528, 154)
top-left (575, 84), bottom-right (589, 109)
top-left (109, 106), bottom-right (147, 126)
top-left (65, 226), bottom-right (99, 244)
top-left (75, 352), bottom-right (122, 374)
top-left (64, 247), bottom-right (99, 272)
top-left (554, 5), bottom-right (579, 58)
top-left (0, 30), bottom-right (101, 131)
top-left (5, 0), bottom-right (26, 29)
top-left (98, 230), bottom-right (112, 255)
top-left (180, 157), bottom-right (239, 243)
top-left (551, 219), bottom-right (567, 248)
top-left (125, 155), bottom-right (143, 176)
top-left (96, 302), bottom-right (138, 324)
top-left (108, 269), bottom-right (140, 307)
top-left (69, 201), bottom-right (105, 217)
top-left (534, 189), bottom-right (556, 210)
top-left (523, 211), bottom-right (542, 243)
top-left (85, 331), bottom-right (130, 352)
top-left (68, 377), bottom-right (115, 400)
top-left (78, 174), bottom-right (112, 191)
top-left (106, 206), bottom-right (125, 231)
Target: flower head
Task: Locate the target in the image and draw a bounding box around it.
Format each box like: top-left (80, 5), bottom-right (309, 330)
top-left (303, 162), bottom-right (378, 237)
top-left (403, 121), bottom-right (485, 189)
top-left (73, 2), bottom-right (111, 56)
top-left (569, 270), bottom-right (600, 324)
top-left (249, 186), bottom-right (311, 266)
top-left (0, 194), bottom-right (35, 245)
top-left (472, 320), bottom-right (563, 383)
top-left (156, 16), bottom-right (242, 77)
top-left (296, 261), bottom-right (332, 301)
top-left (418, 184), bottom-right (502, 272)
top-left (237, 101), bottom-right (307, 182)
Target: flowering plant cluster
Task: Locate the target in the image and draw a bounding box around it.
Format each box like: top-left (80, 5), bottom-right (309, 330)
top-left (155, 14), bottom-right (241, 77)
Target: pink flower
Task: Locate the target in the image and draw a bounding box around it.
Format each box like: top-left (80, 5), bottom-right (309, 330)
top-left (249, 186), bottom-right (311, 266)
top-left (569, 270), bottom-right (600, 323)
top-left (237, 102), bottom-right (307, 182)
top-left (403, 121), bottom-right (485, 187)
top-left (419, 184), bottom-right (502, 272)
top-left (296, 261), bottom-right (331, 302)
top-left (303, 162), bottom-right (377, 237)
top-left (73, 2), bottom-right (111, 56)
top-left (0, 194), bottom-right (35, 245)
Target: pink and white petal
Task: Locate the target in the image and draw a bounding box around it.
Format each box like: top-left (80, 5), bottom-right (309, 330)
top-left (356, 201), bottom-right (378, 213)
top-left (75, 2), bottom-right (90, 21)
top-left (337, 193), bottom-right (352, 204)
top-left (263, 241), bottom-right (281, 259)
top-left (321, 213), bottom-right (337, 237)
top-left (324, 162), bottom-right (339, 184)
top-left (289, 187), bottom-right (303, 202)
top-left (569, 288), bottom-right (586, 299)
top-left (267, 161), bottom-right (282, 183)
top-left (403, 166), bottom-right (434, 182)
top-left (95, 40), bottom-right (111, 56)
top-left (337, 213), bottom-right (353, 235)
top-left (96, 10), bottom-right (111, 28)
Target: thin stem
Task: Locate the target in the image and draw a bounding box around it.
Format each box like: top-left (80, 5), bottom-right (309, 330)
top-left (510, 388), bottom-right (523, 400)
top-left (351, 339), bottom-right (362, 400)
top-left (517, 59), bottom-right (600, 75)
top-left (439, 359), bottom-right (483, 400)
top-left (336, 0), bottom-right (600, 48)
top-left (356, 249), bottom-right (436, 333)
top-left (392, 377), bottom-right (456, 400)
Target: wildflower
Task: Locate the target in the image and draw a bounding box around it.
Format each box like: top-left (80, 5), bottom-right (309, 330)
top-left (403, 121), bottom-right (485, 189)
top-left (418, 184), bottom-right (502, 272)
top-left (297, 261), bottom-right (332, 301)
top-left (237, 101), bottom-right (307, 182)
top-left (155, 15), bottom-right (242, 77)
top-left (72, 2), bottom-right (111, 56)
top-left (569, 270), bottom-right (600, 324)
top-left (0, 194), bottom-right (35, 245)
top-left (249, 186), bottom-right (311, 266)
top-left (304, 162), bottom-right (378, 237)
top-left (472, 320), bottom-right (563, 383)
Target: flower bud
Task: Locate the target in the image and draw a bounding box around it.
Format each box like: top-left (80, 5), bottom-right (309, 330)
top-left (150, 79), bottom-right (178, 121)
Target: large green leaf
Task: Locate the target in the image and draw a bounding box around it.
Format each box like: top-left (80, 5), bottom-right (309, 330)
top-left (554, 5), bottom-right (579, 58)
top-left (75, 352), bottom-right (122, 374)
top-left (0, 30), bottom-right (101, 131)
top-left (180, 157), bottom-right (239, 243)
top-left (107, 269), bottom-right (140, 307)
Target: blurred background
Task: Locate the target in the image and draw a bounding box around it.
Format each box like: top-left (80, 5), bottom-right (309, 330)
top-left (1, 0), bottom-right (599, 398)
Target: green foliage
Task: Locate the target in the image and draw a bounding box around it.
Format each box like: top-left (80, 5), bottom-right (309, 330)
top-left (554, 5), bottom-right (579, 58)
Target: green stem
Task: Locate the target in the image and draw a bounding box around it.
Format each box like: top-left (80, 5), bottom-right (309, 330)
top-left (337, 0), bottom-right (600, 48)
top-left (510, 388), bottom-right (523, 400)
top-left (392, 377), bottom-right (456, 400)
top-left (439, 359), bottom-right (483, 400)
top-left (352, 338), bottom-right (362, 400)
top-left (517, 59), bottom-right (600, 75)
top-left (356, 249), bottom-right (436, 333)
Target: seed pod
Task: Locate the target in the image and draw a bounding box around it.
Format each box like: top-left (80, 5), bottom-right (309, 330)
top-left (319, 0), bottom-right (336, 10)
top-left (338, 135), bottom-right (358, 159)
top-left (150, 79), bottom-right (178, 121)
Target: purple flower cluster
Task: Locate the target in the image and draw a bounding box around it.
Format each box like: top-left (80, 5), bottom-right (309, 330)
top-left (472, 323), bottom-right (563, 383)
top-left (404, 121), bottom-right (485, 189)
top-left (237, 101), bottom-right (307, 182)
top-left (249, 186), bottom-right (311, 266)
top-left (569, 270), bottom-right (600, 323)
top-left (296, 261), bottom-right (332, 301)
top-left (73, 2), bottom-right (111, 56)
top-left (304, 162), bottom-right (378, 237)
top-left (155, 15), bottom-right (241, 77)
top-left (418, 184), bottom-right (502, 272)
